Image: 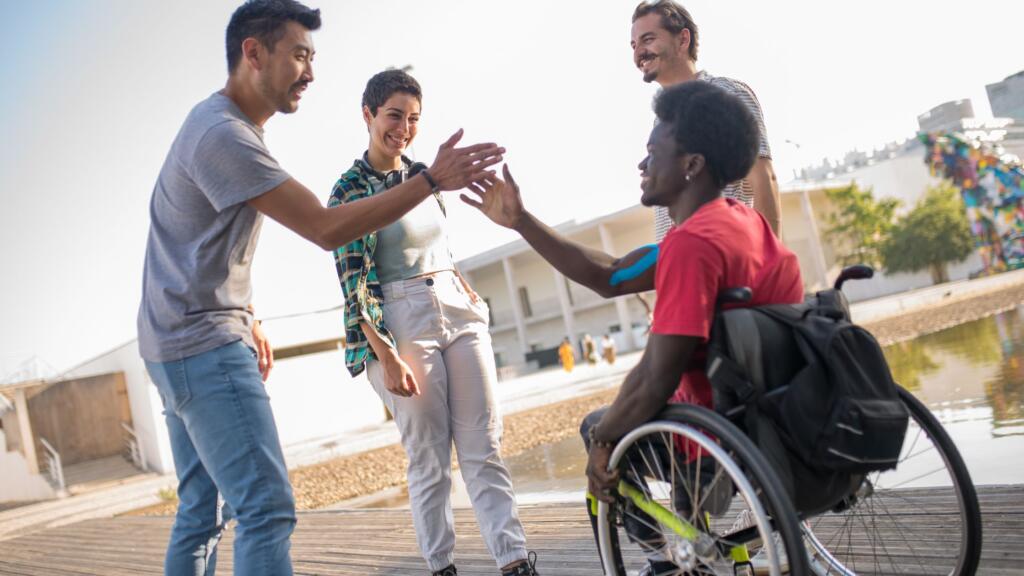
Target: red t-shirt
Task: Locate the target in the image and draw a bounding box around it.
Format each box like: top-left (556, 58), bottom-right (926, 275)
top-left (651, 198), bottom-right (803, 408)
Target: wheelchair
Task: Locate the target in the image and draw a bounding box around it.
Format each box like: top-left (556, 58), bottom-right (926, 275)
top-left (592, 266), bottom-right (983, 575)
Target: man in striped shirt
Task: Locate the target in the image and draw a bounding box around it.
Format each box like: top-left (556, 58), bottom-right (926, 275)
top-left (464, 1), bottom-right (781, 305)
top-left (633, 0), bottom-right (781, 239)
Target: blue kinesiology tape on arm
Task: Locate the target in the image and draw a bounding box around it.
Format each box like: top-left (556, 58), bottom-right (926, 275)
top-left (609, 244), bottom-right (659, 286)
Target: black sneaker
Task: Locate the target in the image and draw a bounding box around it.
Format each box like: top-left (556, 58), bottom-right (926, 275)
top-left (431, 565), bottom-right (457, 576)
top-left (501, 551), bottom-right (539, 576)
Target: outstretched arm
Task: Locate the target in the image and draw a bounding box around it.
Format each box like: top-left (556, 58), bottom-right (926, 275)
top-left (250, 129), bottom-right (504, 250)
top-left (461, 165), bottom-right (655, 297)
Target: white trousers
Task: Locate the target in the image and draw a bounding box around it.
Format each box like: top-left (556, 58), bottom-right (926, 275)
top-left (367, 270), bottom-right (527, 570)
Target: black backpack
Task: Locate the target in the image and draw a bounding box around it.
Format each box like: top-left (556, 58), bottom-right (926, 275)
top-left (706, 290), bottom-right (909, 513)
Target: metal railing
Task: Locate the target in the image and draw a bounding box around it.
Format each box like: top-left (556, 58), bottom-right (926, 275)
top-left (38, 437), bottom-right (65, 492)
top-left (121, 422), bottom-right (144, 470)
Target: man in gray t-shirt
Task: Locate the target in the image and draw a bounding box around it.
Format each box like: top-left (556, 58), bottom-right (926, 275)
top-left (139, 3), bottom-right (504, 574)
top-left (138, 91), bottom-right (290, 363)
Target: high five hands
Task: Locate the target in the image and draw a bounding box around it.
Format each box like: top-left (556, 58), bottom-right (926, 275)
top-left (459, 164), bottom-right (525, 229)
top-left (428, 129), bottom-right (506, 192)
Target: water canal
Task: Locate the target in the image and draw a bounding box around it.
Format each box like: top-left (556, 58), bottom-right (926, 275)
top-left (358, 306), bottom-right (1024, 508)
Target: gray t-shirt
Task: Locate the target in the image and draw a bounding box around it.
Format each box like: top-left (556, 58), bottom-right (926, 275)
top-left (369, 173), bottom-right (454, 284)
top-left (138, 92), bottom-right (291, 362)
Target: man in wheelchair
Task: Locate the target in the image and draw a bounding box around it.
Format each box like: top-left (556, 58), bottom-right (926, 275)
top-left (578, 81), bottom-right (804, 574)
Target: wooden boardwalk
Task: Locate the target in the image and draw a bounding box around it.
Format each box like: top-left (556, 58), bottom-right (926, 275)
top-left (0, 485), bottom-right (1021, 575)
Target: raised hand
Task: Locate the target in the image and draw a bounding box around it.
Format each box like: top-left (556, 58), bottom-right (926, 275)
top-left (460, 164), bottom-right (526, 229)
top-left (426, 129), bottom-right (505, 191)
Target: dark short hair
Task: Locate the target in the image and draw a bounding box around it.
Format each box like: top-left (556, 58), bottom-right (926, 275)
top-left (654, 82), bottom-right (759, 190)
top-left (632, 0), bottom-right (699, 61)
top-left (362, 69), bottom-right (422, 116)
top-left (226, 0), bottom-right (321, 73)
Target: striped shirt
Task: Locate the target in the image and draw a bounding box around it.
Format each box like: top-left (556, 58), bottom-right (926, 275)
top-left (654, 70), bottom-right (772, 241)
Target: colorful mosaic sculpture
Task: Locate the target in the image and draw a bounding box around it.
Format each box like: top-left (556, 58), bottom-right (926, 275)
top-left (920, 132), bottom-right (1024, 272)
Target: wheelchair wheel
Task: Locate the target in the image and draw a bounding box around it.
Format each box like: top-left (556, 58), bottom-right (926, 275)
top-left (801, 387), bottom-right (982, 575)
top-left (595, 404), bottom-right (809, 576)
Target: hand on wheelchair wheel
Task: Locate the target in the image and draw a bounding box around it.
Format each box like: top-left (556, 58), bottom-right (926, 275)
top-left (585, 444), bottom-right (620, 503)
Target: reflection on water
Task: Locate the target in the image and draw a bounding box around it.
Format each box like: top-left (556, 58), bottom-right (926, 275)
top-left (356, 308), bottom-right (1024, 508)
top-left (882, 305), bottom-right (1024, 486)
top-left (886, 305), bottom-right (1024, 438)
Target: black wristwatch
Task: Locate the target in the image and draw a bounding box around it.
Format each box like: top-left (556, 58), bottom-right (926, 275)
top-left (420, 170), bottom-right (440, 193)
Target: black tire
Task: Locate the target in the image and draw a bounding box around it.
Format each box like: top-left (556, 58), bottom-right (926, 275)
top-left (802, 387), bottom-right (983, 575)
top-left (596, 404), bottom-right (810, 576)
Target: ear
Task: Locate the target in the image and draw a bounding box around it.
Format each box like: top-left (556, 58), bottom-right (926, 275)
top-left (241, 37), bottom-right (263, 71)
top-left (678, 153), bottom-right (706, 179)
top-left (676, 28), bottom-right (691, 58)
top-left (362, 105), bottom-right (374, 129)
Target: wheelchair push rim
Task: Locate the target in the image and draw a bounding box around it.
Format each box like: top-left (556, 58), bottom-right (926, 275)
top-left (596, 408), bottom-right (806, 576)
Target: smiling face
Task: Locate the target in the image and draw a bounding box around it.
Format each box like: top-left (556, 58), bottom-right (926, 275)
top-left (639, 122), bottom-right (683, 206)
top-left (630, 13), bottom-right (688, 85)
top-left (256, 20), bottom-right (315, 114)
top-left (364, 92), bottom-right (421, 160)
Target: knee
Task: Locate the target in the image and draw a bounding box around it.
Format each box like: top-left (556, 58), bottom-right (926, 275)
top-left (233, 482), bottom-right (296, 529)
top-left (579, 406), bottom-right (609, 449)
top-left (406, 446), bottom-right (452, 488)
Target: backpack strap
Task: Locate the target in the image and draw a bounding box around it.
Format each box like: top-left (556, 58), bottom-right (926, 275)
top-left (707, 309), bottom-right (766, 441)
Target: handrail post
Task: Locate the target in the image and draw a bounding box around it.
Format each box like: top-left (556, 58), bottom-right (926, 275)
top-left (121, 421), bottom-right (145, 470)
top-left (38, 437), bottom-right (66, 493)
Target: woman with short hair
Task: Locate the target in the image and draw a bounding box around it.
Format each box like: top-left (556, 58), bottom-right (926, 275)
top-left (327, 69), bottom-right (538, 576)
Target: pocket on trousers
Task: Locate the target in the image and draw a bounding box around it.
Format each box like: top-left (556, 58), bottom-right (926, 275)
top-left (468, 298), bottom-right (490, 323)
top-left (147, 361), bottom-right (193, 413)
top-left (214, 342), bottom-right (268, 400)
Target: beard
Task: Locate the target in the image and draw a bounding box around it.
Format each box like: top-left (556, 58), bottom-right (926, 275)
top-left (258, 73), bottom-right (300, 114)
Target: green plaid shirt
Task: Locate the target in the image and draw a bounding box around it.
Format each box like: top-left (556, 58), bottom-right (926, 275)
top-left (327, 160), bottom-right (444, 377)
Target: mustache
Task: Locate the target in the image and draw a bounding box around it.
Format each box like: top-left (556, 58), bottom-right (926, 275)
top-left (636, 52), bottom-right (655, 65)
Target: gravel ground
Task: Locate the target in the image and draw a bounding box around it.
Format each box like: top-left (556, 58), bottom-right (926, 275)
top-left (126, 281), bottom-right (1024, 516)
top-left (860, 282), bottom-right (1024, 346)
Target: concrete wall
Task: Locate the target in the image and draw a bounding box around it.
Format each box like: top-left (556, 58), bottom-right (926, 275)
top-left (0, 430), bottom-right (54, 502)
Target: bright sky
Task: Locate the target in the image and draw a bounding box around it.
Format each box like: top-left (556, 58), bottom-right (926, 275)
top-left (2, 0), bottom-right (1023, 375)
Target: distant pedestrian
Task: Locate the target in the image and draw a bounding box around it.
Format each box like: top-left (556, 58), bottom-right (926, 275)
top-left (601, 334), bottom-right (617, 365)
top-left (558, 338), bottom-right (576, 373)
top-left (582, 334), bottom-right (598, 365)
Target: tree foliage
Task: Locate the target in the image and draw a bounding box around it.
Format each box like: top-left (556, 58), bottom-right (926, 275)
top-left (824, 183), bottom-right (901, 268)
top-left (882, 183), bottom-right (974, 284)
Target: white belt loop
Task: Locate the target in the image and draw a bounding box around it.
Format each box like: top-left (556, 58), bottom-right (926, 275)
top-left (383, 279), bottom-right (406, 301)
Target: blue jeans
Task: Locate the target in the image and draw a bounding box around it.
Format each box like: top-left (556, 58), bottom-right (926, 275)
top-left (146, 340), bottom-right (296, 576)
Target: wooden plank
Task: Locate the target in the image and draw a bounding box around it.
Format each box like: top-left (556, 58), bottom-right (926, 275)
top-left (0, 486), bottom-right (1020, 575)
